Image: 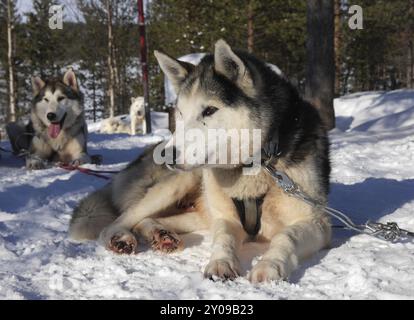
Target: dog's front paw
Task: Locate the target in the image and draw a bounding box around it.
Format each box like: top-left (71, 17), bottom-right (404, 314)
top-left (151, 229), bottom-right (183, 253)
top-left (100, 228), bottom-right (138, 255)
top-left (204, 258), bottom-right (241, 281)
top-left (248, 260), bottom-right (288, 284)
top-left (26, 156), bottom-right (46, 170)
top-left (109, 233), bottom-right (138, 254)
top-left (71, 154), bottom-right (91, 166)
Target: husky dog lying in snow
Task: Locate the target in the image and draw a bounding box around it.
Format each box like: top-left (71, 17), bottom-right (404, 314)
top-left (99, 97), bottom-right (146, 135)
top-left (99, 117), bottom-right (130, 135)
top-left (70, 40), bottom-right (331, 283)
top-left (6, 69), bottom-right (90, 169)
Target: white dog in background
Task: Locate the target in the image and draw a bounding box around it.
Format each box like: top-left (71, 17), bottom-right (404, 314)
top-left (130, 97), bottom-right (146, 135)
top-left (100, 97), bottom-right (146, 135)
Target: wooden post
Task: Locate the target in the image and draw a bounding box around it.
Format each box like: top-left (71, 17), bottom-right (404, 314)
top-left (168, 106), bottom-right (176, 133)
top-left (138, 0), bottom-right (152, 134)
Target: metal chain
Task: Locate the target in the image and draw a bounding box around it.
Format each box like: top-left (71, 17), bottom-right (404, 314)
top-left (263, 163), bottom-right (414, 243)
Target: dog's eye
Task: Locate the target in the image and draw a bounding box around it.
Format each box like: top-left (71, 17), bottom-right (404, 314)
top-left (44, 98), bottom-right (49, 102)
top-left (202, 106), bottom-right (219, 118)
top-left (57, 96), bottom-right (65, 102)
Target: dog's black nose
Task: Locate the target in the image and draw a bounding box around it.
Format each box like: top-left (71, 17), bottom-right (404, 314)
top-left (47, 112), bottom-right (57, 121)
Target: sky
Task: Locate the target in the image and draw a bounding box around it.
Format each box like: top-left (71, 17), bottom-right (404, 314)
top-left (16, 0), bottom-right (150, 22)
top-left (17, 0), bottom-right (86, 22)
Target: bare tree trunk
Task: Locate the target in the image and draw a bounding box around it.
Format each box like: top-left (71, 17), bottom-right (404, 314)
top-left (7, 0), bottom-right (16, 122)
top-left (92, 68), bottom-right (97, 122)
top-left (408, 1), bottom-right (414, 89)
top-left (409, 40), bottom-right (414, 88)
top-left (334, 0), bottom-right (342, 96)
top-left (305, 0), bottom-right (335, 130)
top-left (113, 46), bottom-right (121, 113)
top-left (111, 0), bottom-right (121, 114)
top-left (247, 0), bottom-right (254, 53)
top-left (106, 0), bottom-right (115, 118)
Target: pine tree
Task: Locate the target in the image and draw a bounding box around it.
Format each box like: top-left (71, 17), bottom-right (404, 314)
top-left (147, 0), bottom-right (308, 107)
top-left (1, 0), bottom-right (413, 127)
top-left (24, 0), bottom-right (64, 78)
top-left (342, 0), bottom-right (414, 91)
top-left (111, 0), bottom-right (140, 115)
top-left (77, 0), bottom-right (107, 121)
top-left (77, 0), bottom-right (139, 119)
top-left (0, 0), bottom-right (24, 124)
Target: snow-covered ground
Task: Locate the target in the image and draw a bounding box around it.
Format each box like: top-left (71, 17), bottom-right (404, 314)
top-left (1, 91), bottom-right (414, 300)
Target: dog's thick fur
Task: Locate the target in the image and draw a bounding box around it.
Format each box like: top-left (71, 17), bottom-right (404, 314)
top-left (99, 97), bottom-right (146, 135)
top-left (7, 69), bottom-right (90, 169)
top-left (69, 40), bottom-right (331, 283)
top-left (130, 97), bottom-right (146, 135)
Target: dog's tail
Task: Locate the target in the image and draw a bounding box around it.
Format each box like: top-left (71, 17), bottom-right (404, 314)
top-left (69, 184), bottom-right (118, 241)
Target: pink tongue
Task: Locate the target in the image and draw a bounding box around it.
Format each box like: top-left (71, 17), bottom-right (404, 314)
top-left (48, 123), bottom-right (61, 139)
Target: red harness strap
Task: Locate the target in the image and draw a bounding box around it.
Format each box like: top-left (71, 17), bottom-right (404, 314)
top-left (58, 164), bottom-right (118, 180)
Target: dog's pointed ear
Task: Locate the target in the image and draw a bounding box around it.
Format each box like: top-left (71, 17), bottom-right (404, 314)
top-left (63, 68), bottom-right (78, 91)
top-left (31, 76), bottom-right (45, 96)
top-left (131, 97), bottom-right (136, 104)
top-left (214, 39), bottom-right (253, 90)
top-left (154, 50), bottom-right (194, 93)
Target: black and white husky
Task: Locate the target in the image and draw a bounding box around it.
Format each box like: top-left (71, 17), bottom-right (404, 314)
top-left (7, 69), bottom-right (90, 169)
top-left (70, 40), bottom-right (331, 283)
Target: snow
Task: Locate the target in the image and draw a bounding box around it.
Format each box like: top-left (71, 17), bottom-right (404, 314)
top-left (335, 90), bottom-right (414, 132)
top-left (1, 91), bottom-right (414, 300)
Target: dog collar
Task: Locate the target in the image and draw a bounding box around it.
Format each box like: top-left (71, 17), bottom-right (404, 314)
top-left (262, 129), bottom-right (282, 166)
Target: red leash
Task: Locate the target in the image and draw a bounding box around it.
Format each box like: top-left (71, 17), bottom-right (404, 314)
top-left (58, 164), bottom-right (119, 180)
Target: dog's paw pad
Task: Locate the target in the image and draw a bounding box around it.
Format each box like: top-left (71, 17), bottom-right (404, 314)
top-left (26, 158), bottom-right (46, 170)
top-left (71, 159), bottom-right (81, 167)
top-left (204, 259), bottom-right (240, 281)
top-left (151, 229), bottom-right (182, 253)
top-left (248, 260), bottom-right (287, 284)
top-left (109, 234), bottom-right (137, 255)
